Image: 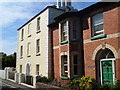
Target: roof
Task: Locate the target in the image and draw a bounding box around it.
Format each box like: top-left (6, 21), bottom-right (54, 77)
top-left (17, 6), bottom-right (65, 31)
top-left (48, 2), bottom-right (120, 27)
top-left (54, 11), bottom-right (80, 22)
top-left (79, 2), bottom-right (120, 15)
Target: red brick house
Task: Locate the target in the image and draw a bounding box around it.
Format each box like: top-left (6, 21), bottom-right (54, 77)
top-left (49, 12), bottom-right (84, 85)
top-left (48, 2), bottom-right (120, 85)
top-left (82, 2), bottom-right (120, 85)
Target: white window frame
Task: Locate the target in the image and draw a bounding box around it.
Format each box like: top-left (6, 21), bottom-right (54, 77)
top-left (21, 29), bottom-right (24, 41)
top-left (61, 55), bottom-right (68, 76)
top-left (61, 22), bottom-right (67, 41)
top-left (27, 42), bottom-right (30, 56)
top-left (36, 64), bottom-right (39, 75)
top-left (28, 23), bottom-right (31, 36)
top-left (92, 13), bottom-right (104, 36)
top-left (20, 65), bottom-right (22, 73)
top-left (37, 17), bottom-right (40, 31)
top-left (20, 46), bottom-right (23, 58)
top-left (36, 39), bottom-right (40, 54)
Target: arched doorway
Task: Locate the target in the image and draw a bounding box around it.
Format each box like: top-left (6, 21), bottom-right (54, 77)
top-left (26, 63), bottom-right (30, 76)
top-left (95, 48), bottom-right (115, 85)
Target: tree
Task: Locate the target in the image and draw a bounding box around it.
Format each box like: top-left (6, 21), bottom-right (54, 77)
top-left (0, 52), bottom-right (16, 69)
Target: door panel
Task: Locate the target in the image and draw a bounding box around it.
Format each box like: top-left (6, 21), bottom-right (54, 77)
top-left (101, 61), bottom-right (113, 84)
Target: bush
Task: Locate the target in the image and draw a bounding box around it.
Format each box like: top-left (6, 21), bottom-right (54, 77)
top-left (70, 76), bottom-right (98, 89)
top-left (37, 76), bottom-right (53, 84)
top-left (115, 80), bottom-right (120, 89)
top-left (99, 80), bottom-right (120, 89)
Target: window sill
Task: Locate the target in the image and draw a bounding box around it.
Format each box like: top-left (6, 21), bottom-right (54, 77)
top-left (59, 41), bottom-right (68, 45)
top-left (28, 35), bottom-right (31, 38)
top-left (91, 34), bottom-right (106, 40)
top-left (27, 55), bottom-right (31, 57)
top-left (36, 53), bottom-right (40, 56)
top-left (36, 30), bottom-right (41, 34)
top-left (60, 76), bottom-right (69, 80)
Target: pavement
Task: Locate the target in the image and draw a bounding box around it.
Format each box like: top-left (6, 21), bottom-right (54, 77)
top-left (0, 78), bottom-right (33, 90)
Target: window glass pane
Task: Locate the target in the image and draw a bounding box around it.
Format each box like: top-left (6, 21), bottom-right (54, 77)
top-left (20, 46), bottom-right (23, 57)
top-left (28, 24), bottom-right (31, 35)
top-left (27, 43), bottom-right (30, 55)
top-left (36, 65), bottom-right (39, 75)
top-left (21, 29), bottom-right (24, 40)
top-left (74, 66), bottom-right (77, 75)
top-left (37, 17), bottom-right (40, 31)
top-left (61, 22), bottom-right (67, 41)
top-left (93, 14), bottom-right (103, 25)
top-left (61, 55), bottom-right (68, 76)
top-left (20, 65), bottom-right (22, 73)
top-left (92, 13), bottom-right (104, 36)
top-left (74, 55), bottom-right (78, 64)
top-left (73, 55), bottom-right (78, 75)
top-left (36, 39), bottom-right (40, 53)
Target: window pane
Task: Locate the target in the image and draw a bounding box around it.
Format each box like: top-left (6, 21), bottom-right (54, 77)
top-left (92, 13), bottom-right (104, 36)
top-left (74, 55), bottom-right (78, 64)
top-left (21, 29), bottom-right (24, 40)
top-left (37, 17), bottom-right (40, 31)
top-left (36, 65), bottom-right (39, 75)
top-left (73, 55), bottom-right (78, 75)
top-left (36, 39), bottom-right (40, 53)
top-left (61, 55), bottom-right (68, 76)
top-left (93, 13), bottom-right (103, 25)
top-left (20, 65), bottom-right (22, 73)
top-left (74, 66), bottom-right (78, 75)
top-left (20, 46), bottom-right (23, 57)
top-left (61, 22), bottom-right (67, 41)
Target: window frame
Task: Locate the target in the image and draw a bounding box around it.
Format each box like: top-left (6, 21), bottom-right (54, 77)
top-left (27, 42), bottom-right (31, 57)
top-left (37, 17), bottom-right (40, 32)
top-left (28, 23), bottom-right (31, 37)
top-left (92, 13), bottom-right (104, 37)
top-left (20, 65), bottom-right (22, 73)
top-left (72, 21), bottom-right (77, 40)
top-left (61, 55), bottom-right (68, 77)
top-left (61, 22), bottom-right (67, 42)
top-left (20, 46), bottom-right (23, 58)
top-left (36, 64), bottom-right (39, 75)
top-left (73, 55), bottom-right (78, 76)
top-left (36, 39), bottom-right (40, 54)
top-left (21, 29), bottom-right (24, 41)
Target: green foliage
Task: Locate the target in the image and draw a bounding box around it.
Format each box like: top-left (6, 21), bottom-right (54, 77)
top-left (37, 76), bottom-right (53, 84)
top-left (99, 80), bottom-right (120, 89)
top-left (0, 52), bottom-right (16, 69)
top-left (70, 76), bottom-right (98, 89)
top-left (115, 80), bottom-right (120, 89)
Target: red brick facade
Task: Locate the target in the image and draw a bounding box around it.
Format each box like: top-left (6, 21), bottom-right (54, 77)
top-left (82, 3), bottom-right (120, 84)
top-left (49, 2), bottom-right (120, 85)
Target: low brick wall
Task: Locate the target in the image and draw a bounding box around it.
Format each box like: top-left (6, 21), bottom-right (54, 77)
top-left (59, 79), bottom-right (70, 87)
top-left (36, 82), bottom-right (63, 89)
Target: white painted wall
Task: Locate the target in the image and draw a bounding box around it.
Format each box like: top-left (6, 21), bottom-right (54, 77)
top-left (16, 7), bottom-right (64, 77)
top-left (0, 70), bottom-right (5, 79)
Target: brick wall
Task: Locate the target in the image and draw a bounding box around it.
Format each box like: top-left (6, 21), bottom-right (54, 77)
top-left (83, 3), bottom-right (120, 80)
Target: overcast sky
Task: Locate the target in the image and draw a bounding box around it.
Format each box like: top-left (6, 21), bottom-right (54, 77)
top-left (0, 1), bottom-right (98, 55)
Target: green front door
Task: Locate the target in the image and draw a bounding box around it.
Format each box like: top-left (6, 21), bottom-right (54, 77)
top-left (101, 60), bottom-right (113, 85)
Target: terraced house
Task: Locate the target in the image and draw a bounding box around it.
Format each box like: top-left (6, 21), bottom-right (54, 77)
top-left (49, 2), bottom-right (120, 85)
top-left (16, 0), bottom-right (120, 87)
top-left (16, 4), bottom-right (65, 81)
top-left (16, 0), bottom-right (74, 86)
